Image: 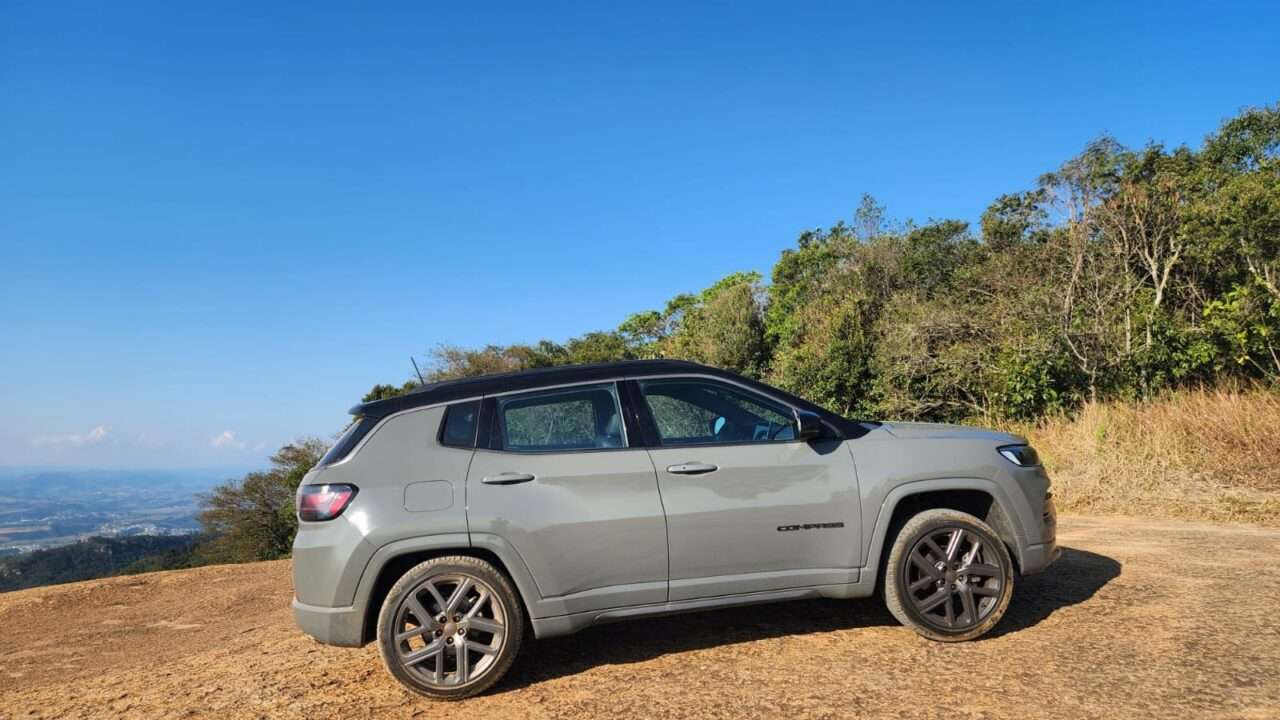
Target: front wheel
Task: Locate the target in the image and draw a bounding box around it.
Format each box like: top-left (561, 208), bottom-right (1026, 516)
top-left (883, 509), bottom-right (1014, 642)
top-left (376, 555), bottom-right (525, 700)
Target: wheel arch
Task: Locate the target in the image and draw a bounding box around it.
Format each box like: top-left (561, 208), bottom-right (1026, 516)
top-left (354, 533), bottom-right (541, 645)
top-left (864, 478), bottom-right (1028, 590)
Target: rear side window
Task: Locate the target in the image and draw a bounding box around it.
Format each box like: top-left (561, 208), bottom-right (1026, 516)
top-left (439, 400), bottom-right (481, 448)
top-left (497, 383), bottom-right (624, 452)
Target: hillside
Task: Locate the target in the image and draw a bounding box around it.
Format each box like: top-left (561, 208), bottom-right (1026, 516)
top-left (2, 515), bottom-right (1278, 719)
top-left (0, 535), bottom-right (198, 592)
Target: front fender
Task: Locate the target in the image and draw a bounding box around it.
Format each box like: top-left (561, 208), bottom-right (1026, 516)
top-left (861, 477), bottom-right (1031, 584)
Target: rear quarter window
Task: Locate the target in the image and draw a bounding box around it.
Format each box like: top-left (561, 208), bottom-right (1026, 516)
top-left (439, 400), bottom-right (481, 448)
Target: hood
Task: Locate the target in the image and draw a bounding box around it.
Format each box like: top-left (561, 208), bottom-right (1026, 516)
top-left (879, 421), bottom-right (1025, 445)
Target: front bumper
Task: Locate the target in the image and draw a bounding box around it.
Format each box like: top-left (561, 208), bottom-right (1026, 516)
top-left (1020, 541), bottom-right (1061, 575)
top-left (1020, 490), bottom-right (1060, 575)
top-left (292, 598), bottom-right (365, 647)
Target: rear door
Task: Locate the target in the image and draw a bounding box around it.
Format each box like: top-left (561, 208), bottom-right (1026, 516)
top-left (465, 381), bottom-right (668, 615)
top-left (632, 376), bottom-right (861, 601)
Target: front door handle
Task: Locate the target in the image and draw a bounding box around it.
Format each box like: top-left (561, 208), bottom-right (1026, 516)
top-left (666, 463), bottom-right (718, 475)
top-left (481, 472), bottom-right (536, 485)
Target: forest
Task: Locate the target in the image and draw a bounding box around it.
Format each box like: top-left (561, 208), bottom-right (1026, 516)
top-left (367, 104), bottom-right (1280, 425)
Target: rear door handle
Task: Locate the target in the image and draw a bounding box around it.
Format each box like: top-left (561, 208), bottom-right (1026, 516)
top-left (666, 463), bottom-right (718, 475)
top-left (481, 472), bottom-right (536, 485)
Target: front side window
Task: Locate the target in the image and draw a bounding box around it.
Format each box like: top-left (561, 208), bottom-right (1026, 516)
top-left (497, 383), bottom-right (625, 452)
top-left (639, 378), bottom-right (796, 446)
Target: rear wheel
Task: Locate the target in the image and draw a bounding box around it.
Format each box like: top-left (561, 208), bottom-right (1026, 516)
top-left (883, 509), bottom-right (1014, 642)
top-left (376, 555), bottom-right (524, 700)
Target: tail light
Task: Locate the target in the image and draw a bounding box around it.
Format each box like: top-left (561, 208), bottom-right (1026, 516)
top-left (297, 484), bottom-right (358, 522)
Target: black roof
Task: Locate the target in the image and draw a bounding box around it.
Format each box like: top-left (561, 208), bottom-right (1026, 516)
top-left (350, 359), bottom-right (863, 436)
top-left (353, 360), bottom-right (711, 418)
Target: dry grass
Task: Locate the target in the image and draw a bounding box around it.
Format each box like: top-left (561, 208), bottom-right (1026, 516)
top-left (1004, 388), bottom-right (1280, 526)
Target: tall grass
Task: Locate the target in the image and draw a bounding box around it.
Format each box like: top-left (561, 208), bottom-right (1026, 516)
top-left (1006, 388), bottom-right (1280, 526)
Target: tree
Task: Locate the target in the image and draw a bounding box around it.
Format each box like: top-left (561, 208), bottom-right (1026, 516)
top-left (666, 272), bottom-right (769, 377)
top-left (359, 104), bottom-right (1280, 422)
top-left (1039, 137), bottom-right (1134, 399)
top-left (196, 439), bottom-right (327, 563)
top-left (768, 294), bottom-right (875, 417)
top-left (981, 190), bottom-right (1050, 249)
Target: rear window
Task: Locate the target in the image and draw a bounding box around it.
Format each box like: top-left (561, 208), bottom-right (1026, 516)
top-left (318, 415), bottom-right (373, 467)
top-left (439, 401), bottom-right (480, 448)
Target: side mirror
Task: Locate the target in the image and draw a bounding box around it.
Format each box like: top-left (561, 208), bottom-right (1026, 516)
top-left (795, 410), bottom-right (824, 441)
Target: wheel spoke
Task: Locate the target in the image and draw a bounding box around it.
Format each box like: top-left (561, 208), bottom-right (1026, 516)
top-left (923, 537), bottom-right (947, 563)
top-left (959, 586), bottom-right (978, 624)
top-left (470, 641), bottom-right (500, 656)
top-left (405, 593), bottom-right (438, 630)
top-left (910, 552), bottom-right (942, 579)
top-left (908, 575), bottom-right (937, 592)
top-left (422, 581), bottom-right (449, 616)
top-left (944, 529), bottom-right (963, 561)
top-left (970, 583), bottom-right (1000, 597)
top-left (964, 562), bottom-right (1000, 577)
top-left (401, 638), bottom-right (445, 667)
top-left (916, 588), bottom-right (950, 614)
top-left (463, 589), bottom-right (490, 620)
top-left (467, 617), bottom-right (504, 637)
top-left (396, 624), bottom-right (433, 644)
top-left (964, 539), bottom-right (982, 565)
top-left (446, 578), bottom-right (474, 615)
top-left (455, 638), bottom-right (470, 684)
top-left (942, 592), bottom-right (955, 626)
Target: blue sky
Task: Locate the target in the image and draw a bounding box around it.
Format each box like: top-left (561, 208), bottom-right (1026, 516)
top-left (2, 1), bottom-right (1277, 468)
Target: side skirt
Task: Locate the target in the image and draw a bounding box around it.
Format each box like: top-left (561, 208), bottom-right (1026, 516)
top-left (530, 577), bottom-right (876, 639)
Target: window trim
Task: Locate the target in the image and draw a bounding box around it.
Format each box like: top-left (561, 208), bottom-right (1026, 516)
top-left (486, 381), bottom-right (632, 455)
top-left (630, 375), bottom-right (808, 450)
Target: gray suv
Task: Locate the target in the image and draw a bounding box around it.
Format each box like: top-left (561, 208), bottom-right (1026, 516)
top-left (292, 360), bottom-right (1058, 699)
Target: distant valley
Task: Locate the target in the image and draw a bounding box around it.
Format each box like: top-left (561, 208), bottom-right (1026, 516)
top-left (0, 467), bottom-right (242, 555)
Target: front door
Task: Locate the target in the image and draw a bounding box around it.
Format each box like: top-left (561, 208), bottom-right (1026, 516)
top-left (634, 377), bottom-right (861, 601)
top-left (466, 382), bottom-right (668, 616)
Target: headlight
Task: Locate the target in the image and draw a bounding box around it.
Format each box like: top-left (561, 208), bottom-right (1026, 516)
top-left (998, 445), bottom-right (1041, 467)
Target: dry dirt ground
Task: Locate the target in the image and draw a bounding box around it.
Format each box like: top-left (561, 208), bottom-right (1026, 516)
top-left (2, 515), bottom-right (1278, 719)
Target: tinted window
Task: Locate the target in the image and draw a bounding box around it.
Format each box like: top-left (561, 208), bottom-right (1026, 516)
top-left (439, 400), bottom-right (480, 448)
top-left (639, 379), bottom-right (796, 446)
top-left (498, 384), bottom-right (624, 452)
top-left (318, 416), bottom-right (374, 466)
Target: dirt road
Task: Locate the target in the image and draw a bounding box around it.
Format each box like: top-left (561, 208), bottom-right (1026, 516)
top-left (2, 515), bottom-right (1278, 719)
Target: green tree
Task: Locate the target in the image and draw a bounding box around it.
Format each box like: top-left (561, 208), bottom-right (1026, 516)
top-left (666, 272), bottom-right (769, 376)
top-left (196, 439), bottom-right (326, 563)
top-left (359, 104), bottom-right (1280, 423)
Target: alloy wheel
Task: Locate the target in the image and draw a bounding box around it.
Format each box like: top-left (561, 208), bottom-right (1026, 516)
top-left (391, 573), bottom-right (508, 688)
top-left (903, 526), bottom-right (1005, 631)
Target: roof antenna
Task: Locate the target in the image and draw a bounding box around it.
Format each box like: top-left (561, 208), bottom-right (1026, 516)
top-left (410, 356), bottom-right (426, 386)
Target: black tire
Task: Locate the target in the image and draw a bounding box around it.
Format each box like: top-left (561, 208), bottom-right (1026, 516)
top-left (883, 509), bottom-right (1014, 642)
top-left (376, 555), bottom-right (525, 700)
